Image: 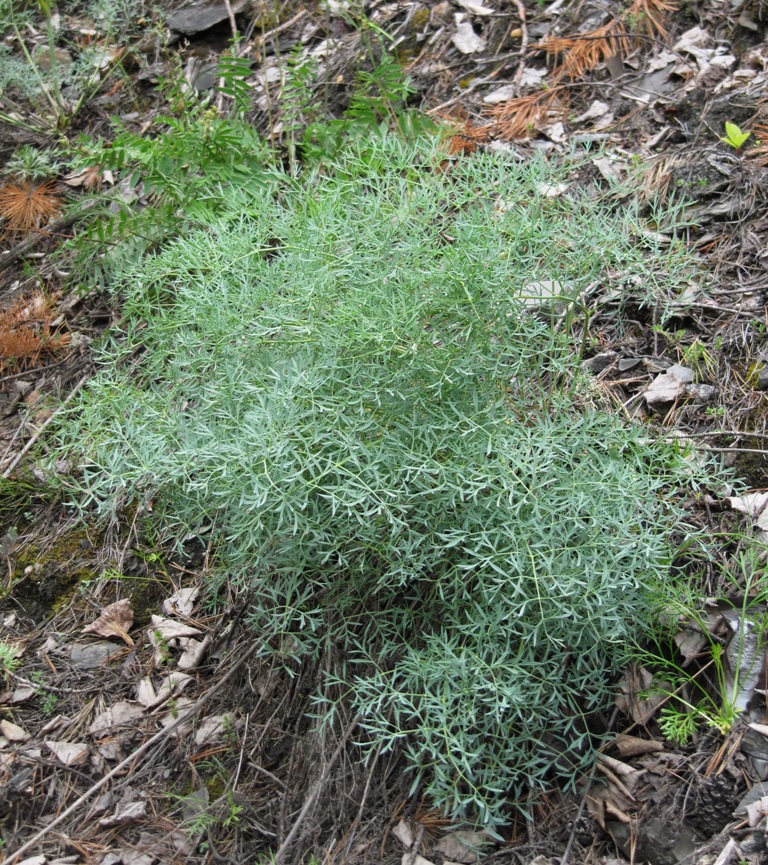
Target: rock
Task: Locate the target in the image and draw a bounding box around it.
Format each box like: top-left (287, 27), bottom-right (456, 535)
top-left (644, 364), bottom-right (694, 409)
top-left (757, 367), bottom-right (768, 390)
top-left (734, 781), bottom-right (768, 816)
top-left (584, 351), bottom-right (619, 374)
top-left (167, 0), bottom-right (248, 35)
top-left (684, 383), bottom-right (716, 402)
top-left (609, 815), bottom-right (702, 865)
top-left (71, 641), bottom-right (124, 670)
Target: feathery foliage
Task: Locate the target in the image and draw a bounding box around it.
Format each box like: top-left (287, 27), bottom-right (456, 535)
top-left (55, 134), bottom-right (717, 827)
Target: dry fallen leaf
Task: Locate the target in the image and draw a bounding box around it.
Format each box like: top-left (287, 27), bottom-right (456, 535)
top-left (612, 734), bottom-right (664, 757)
top-left (194, 713), bottom-right (236, 746)
top-left (83, 599), bottom-right (135, 645)
top-left (46, 740), bottom-right (89, 766)
top-left (0, 719), bottom-right (30, 742)
top-left (149, 615), bottom-right (202, 640)
top-left (98, 798), bottom-right (147, 828)
top-left (452, 21), bottom-right (486, 54)
top-left (162, 587), bottom-right (199, 618)
top-left (88, 701), bottom-right (145, 736)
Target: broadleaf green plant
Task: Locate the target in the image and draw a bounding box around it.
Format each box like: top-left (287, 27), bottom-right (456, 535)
top-left (54, 134), bottom-right (721, 829)
top-left (721, 121), bottom-right (750, 151)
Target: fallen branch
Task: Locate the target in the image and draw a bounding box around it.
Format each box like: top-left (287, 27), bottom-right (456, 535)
top-left (5, 640), bottom-right (260, 865)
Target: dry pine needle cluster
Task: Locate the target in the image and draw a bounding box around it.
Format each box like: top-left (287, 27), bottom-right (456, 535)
top-left (0, 178), bottom-right (62, 236)
top-left (0, 292), bottom-right (71, 373)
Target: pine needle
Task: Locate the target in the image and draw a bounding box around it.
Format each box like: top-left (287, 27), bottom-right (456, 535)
top-left (0, 179), bottom-right (62, 236)
top-left (0, 292), bottom-right (71, 372)
top-left (438, 109), bottom-right (493, 155)
top-left (627, 0), bottom-right (678, 39)
top-left (486, 87), bottom-right (569, 140)
top-left (540, 20), bottom-right (629, 81)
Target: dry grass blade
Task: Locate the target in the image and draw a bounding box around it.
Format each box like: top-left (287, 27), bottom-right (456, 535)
top-left (0, 292), bottom-right (71, 373)
top-left (748, 124), bottom-right (768, 166)
top-left (486, 87), bottom-right (569, 140)
top-left (0, 179), bottom-right (62, 236)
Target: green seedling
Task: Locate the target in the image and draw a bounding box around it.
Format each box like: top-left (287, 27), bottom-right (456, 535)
top-left (721, 121), bottom-right (750, 151)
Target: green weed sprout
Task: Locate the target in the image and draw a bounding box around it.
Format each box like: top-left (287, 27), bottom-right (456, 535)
top-left (55, 135), bottom-right (721, 828)
top-left (0, 642), bottom-right (20, 681)
top-left (721, 122), bottom-right (750, 151)
top-left (646, 548), bottom-right (767, 746)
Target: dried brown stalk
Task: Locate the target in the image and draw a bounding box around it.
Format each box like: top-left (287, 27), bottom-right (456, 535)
top-left (0, 292), bottom-right (71, 373)
top-left (0, 179), bottom-right (62, 236)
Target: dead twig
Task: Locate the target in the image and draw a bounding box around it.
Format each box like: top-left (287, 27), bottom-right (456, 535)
top-left (5, 640), bottom-right (260, 865)
top-left (560, 707), bottom-right (619, 865)
top-left (509, 0), bottom-right (529, 97)
top-left (273, 713), bottom-right (361, 864)
top-left (2, 372), bottom-right (89, 479)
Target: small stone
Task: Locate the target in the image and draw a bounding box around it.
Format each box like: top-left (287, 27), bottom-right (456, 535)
top-left (734, 781), bottom-right (768, 815)
top-left (757, 367), bottom-right (768, 390)
top-left (666, 363), bottom-right (694, 383)
top-left (584, 351), bottom-right (619, 374)
top-left (684, 383), bottom-right (716, 402)
top-left (167, 0), bottom-right (247, 35)
top-left (71, 641), bottom-right (124, 670)
top-left (15, 855), bottom-right (47, 865)
top-left (644, 364), bottom-right (695, 409)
